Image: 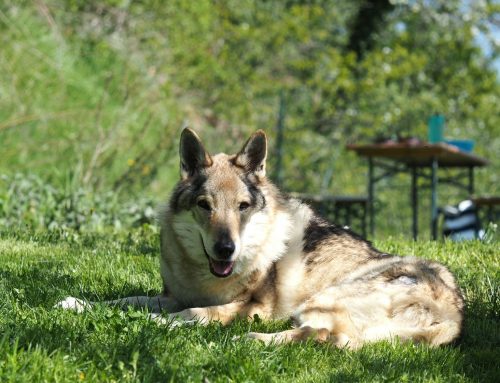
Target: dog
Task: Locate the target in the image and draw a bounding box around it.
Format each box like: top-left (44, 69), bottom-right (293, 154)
top-left (58, 128), bottom-right (464, 348)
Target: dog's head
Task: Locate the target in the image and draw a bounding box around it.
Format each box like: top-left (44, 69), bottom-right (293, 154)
top-left (169, 128), bottom-right (268, 278)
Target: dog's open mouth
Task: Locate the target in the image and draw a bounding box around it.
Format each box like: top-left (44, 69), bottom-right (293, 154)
top-left (208, 258), bottom-right (234, 278)
top-left (200, 235), bottom-right (234, 278)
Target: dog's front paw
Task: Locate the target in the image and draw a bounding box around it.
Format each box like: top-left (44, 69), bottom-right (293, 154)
top-left (148, 312), bottom-right (198, 327)
top-left (237, 331), bottom-right (281, 345)
top-left (232, 332), bottom-right (263, 342)
top-left (169, 308), bottom-right (209, 325)
top-left (55, 297), bottom-right (90, 313)
top-left (168, 317), bottom-right (199, 328)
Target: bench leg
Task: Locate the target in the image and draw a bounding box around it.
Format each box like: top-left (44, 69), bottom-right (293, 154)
top-left (411, 166), bottom-right (418, 240)
top-left (431, 157), bottom-right (438, 240)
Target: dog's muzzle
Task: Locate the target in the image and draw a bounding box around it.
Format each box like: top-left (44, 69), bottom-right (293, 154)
top-left (200, 235), bottom-right (235, 278)
top-left (213, 239), bottom-right (235, 259)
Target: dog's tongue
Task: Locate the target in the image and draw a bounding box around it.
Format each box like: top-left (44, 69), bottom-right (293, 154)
top-left (209, 259), bottom-right (234, 278)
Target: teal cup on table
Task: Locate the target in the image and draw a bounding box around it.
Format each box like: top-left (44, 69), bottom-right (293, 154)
top-left (428, 114), bottom-right (445, 143)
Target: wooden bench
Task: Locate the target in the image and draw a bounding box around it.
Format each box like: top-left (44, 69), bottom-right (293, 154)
top-left (289, 192), bottom-right (368, 237)
top-left (472, 196), bottom-right (500, 224)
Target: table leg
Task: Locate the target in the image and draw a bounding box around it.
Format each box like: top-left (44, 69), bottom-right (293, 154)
top-left (468, 167), bottom-right (474, 196)
top-left (368, 157), bottom-right (374, 237)
top-left (431, 157), bottom-right (438, 240)
top-left (362, 201), bottom-right (367, 238)
top-left (411, 166), bottom-right (418, 240)
top-left (487, 206), bottom-right (494, 223)
top-left (346, 204), bottom-right (352, 227)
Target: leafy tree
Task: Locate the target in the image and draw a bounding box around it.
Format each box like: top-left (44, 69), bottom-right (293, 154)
top-left (0, 0), bottom-right (498, 235)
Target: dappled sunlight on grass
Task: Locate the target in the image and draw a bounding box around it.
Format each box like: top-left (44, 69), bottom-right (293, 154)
top-left (0, 230), bottom-right (498, 381)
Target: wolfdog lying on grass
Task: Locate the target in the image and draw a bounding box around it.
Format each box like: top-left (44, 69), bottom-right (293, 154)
top-left (58, 128), bottom-right (464, 348)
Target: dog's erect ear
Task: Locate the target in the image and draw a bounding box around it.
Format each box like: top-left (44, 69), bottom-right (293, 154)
top-left (234, 130), bottom-right (267, 177)
top-left (179, 128), bottom-right (213, 180)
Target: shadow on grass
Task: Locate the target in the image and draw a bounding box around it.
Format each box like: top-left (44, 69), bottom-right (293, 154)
top-left (3, 308), bottom-right (499, 382)
top-left (0, 263), bottom-right (161, 308)
top-left (0, 266), bottom-right (78, 307)
top-left (3, 309), bottom-right (220, 381)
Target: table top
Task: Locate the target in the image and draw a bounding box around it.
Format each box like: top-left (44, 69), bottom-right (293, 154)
top-left (471, 196), bottom-right (500, 206)
top-left (347, 142), bottom-right (489, 167)
top-left (288, 192), bottom-right (368, 204)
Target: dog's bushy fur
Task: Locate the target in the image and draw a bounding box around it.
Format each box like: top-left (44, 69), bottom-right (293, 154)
top-left (59, 129), bottom-right (464, 348)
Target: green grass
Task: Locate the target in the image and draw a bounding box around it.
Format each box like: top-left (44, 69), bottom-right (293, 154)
top-left (0, 229), bottom-right (498, 382)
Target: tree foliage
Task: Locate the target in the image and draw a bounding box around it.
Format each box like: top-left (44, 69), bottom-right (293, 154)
top-left (0, 0), bottom-right (498, 234)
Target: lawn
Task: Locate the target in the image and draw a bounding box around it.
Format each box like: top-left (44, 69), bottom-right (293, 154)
top-left (0, 229), bottom-right (498, 382)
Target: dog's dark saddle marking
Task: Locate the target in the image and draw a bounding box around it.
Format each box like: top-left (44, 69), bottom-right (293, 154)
top-left (302, 216), bottom-right (371, 253)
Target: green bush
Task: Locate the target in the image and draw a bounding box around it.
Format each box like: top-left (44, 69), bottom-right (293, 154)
top-left (0, 174), bottom-right (156, 232)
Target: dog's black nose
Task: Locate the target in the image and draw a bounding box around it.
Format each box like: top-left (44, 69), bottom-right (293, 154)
top-left (213, 239), bottom-right (235, 259)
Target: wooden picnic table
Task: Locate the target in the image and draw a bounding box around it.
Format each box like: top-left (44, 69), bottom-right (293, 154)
top-left (347, 142), bottom-right (489, 240)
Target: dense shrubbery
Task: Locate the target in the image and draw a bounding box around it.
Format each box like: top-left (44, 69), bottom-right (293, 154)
top-left (0, 174), bottom-right (156, 232)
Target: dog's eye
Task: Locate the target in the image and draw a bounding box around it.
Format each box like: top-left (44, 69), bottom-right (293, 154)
top-left (239, 202), bottom-right (250, 211)
top-left (197, 200), bottom-right (211, 211)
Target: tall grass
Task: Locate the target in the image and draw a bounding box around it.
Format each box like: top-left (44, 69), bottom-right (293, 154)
top-left (0, 2), bottom-right (181, 194)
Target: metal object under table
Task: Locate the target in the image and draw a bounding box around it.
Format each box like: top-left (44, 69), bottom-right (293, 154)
top-left (347, 142), bottom-right (489, 240)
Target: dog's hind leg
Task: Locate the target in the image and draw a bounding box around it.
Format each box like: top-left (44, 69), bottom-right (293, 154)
top-left (249, 320), bottom-right (459, 348)
top-left (245, 300), bottom-right (361, 348)
top-left (245, 314), bottom-right (360, 348)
